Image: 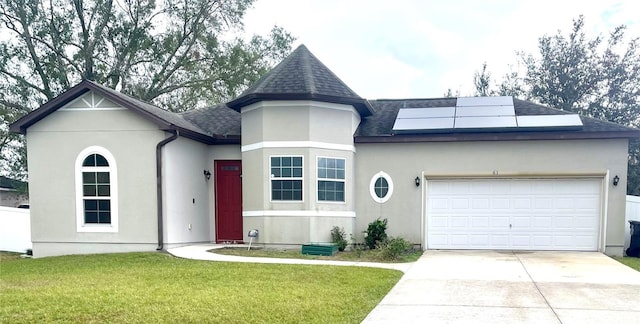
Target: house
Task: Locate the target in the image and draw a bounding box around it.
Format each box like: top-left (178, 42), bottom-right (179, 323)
top-left (10, 45), bottom-right (640, 258)
top-left (0, 176), bottom-right (29, 208)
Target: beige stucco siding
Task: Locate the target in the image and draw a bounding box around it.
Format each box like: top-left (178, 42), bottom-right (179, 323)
top-left (163, 137), bottom-right (210, 246)
top-left (241, 101), bottom-right (360, 147)
top-left (354, 139), bottom-right (629, 254)
top-left (240, 100), bottom-right (360, 244)
top-left (26, 92), bottom-right (166, 257)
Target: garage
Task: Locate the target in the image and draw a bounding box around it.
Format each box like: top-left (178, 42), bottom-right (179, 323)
top-left (426, 178), bottom-right (602, 251)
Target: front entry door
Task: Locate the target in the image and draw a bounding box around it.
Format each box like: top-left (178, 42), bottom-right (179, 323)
top-left (215, 160), bottom-right (243, 243)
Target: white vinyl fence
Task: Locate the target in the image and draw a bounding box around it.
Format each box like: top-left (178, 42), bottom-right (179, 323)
top-left (625, 195), bottom-right (640, 252)
top-left (0, 206), bottom-right (32, 253)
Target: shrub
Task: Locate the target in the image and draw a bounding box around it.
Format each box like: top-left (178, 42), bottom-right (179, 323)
top-left (330, 226), bottom-right (348, 251)
top-left (378, 236), bottom-right (413, 261)
top-left (365, 218), bottom-right (388, 249)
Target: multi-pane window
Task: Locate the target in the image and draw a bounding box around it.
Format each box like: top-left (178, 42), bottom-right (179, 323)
top-left (317, 157), bottom-right (345, 202)
top-left (81, 154), bottom-right (112, 224)
top-left (370, 171), bottom-right (393, 203)
top-left (373, 177), bottom-right (389, 199)
top-left (271, 156), bottom-right (303, 201)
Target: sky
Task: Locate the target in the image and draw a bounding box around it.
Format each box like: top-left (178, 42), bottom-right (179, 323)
top-left (241, 0), bottom-right (640, 99)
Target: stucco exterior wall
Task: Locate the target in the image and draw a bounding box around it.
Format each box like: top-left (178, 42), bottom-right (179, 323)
top-left (26, 92), bottom-right (165, 257)
top-left (240, 101), bottom-right (360, 244)
top-left (354, 139), bottom-right (629, 255)
top-left (163, 137), bottom-right (211, 246)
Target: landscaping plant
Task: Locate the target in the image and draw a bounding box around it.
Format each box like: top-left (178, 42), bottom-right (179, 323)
top-left (365, 218), bottom-right (388, 249)
top-left (378, 236), bottom-right (413, 261)
top-left (330, 226), bottom-right (348, 251)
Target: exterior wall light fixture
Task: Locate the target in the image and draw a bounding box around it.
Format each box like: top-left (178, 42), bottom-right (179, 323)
top-left (203, 170), bottom-right (212, 180)
top-left (415, 176), bottom-right (421, 187)
top-left (613, 175), bottom-right (620, 186)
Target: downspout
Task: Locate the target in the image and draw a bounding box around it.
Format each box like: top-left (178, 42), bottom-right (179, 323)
top-left (156, 129), bottom-right (179, 251)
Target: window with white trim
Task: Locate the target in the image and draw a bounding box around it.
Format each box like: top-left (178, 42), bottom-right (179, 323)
top-left (270, 156), bottom-right (303, 201)
top-left (369, 171), bottom-right (393, 203)
top-left (317, 157), bottom-right (345, 202)
top-left (75, 146), bottom-right (118, 232)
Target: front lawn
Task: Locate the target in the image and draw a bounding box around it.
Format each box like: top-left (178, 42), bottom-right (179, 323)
top-left (213, 247), bottom-right (423, 263)
top-left (613, 256), bottom-right (640, 271)
top-left (0, 252), bottom-right (401, 323)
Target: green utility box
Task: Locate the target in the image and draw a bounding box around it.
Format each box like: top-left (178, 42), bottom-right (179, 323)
top-left (301, 243), bottom-right (338, 256)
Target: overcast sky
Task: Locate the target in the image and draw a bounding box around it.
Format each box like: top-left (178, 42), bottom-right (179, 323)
top-left (242, 0), bottom-right (639, 99)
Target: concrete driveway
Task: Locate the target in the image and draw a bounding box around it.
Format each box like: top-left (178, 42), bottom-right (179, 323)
top-left (363, 251), bottom-right (640, 324)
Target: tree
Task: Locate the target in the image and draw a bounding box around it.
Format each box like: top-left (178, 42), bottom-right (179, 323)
top-left (520, 16), bottom-right (640, 128)
top-left (473, 62), bottom-right (493, 96)
top-left (0, 0), bottom-right (294, 179)
top-left (443, 88), bottom-right (460, 98)
top-left (468, 16), bottom-right (640, 195)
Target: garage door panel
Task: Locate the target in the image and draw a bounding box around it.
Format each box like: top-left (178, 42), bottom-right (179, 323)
top-left (534, 198), bottom-right (554, 209)
top-left (451, 217), bottom-right (468, 227)
top-left (426, 178), bottom-right (601, 251)
top-left (511, 216), bottom-right (531, 227)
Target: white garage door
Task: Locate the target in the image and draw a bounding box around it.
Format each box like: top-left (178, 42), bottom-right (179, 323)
top-left (426, 178), bottom-right (602, 251)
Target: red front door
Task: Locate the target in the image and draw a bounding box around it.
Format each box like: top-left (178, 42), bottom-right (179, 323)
top-left (215, 160), bottom-right (243, 243)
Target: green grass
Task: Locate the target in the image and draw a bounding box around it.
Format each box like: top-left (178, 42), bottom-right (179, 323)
top-left (0, 252), bottom-right (401, 323)
top-left (213, 247), bottom-right (423, 263)
top-left (613, 256), bottom-right (640, 271)
top-left (0, 251), bottom-right (23, 262)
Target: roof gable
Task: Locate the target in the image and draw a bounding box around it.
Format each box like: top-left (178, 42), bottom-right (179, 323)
top-left (9, 80), bottom-right (221, 144)
top-left (227, 45), bottom-right (374, 117)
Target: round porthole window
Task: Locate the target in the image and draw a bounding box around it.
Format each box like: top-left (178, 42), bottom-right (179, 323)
top-left (369, 171), bottom-right (393, 203)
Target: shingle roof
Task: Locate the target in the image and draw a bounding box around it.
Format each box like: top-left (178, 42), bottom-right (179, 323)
top-left (227, 45), bottom-right (374, 117)
top-left (181, 104), bottom-right (240, 138)
top-left (355, 98), bottom-right (640, 141)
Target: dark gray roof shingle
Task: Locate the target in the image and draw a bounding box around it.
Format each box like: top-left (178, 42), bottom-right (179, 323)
top-left (227, 45), bottom-right (374, 116)
top-left (181, 104), bottom-right (240, 138)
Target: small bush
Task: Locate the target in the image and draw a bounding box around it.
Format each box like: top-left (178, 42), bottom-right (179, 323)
top-left (330, 226), bottom-right (348, 251)
top-left (378, 236), bottom-right (413, 261)
top-left (365, 218), bottom-right (388, 249)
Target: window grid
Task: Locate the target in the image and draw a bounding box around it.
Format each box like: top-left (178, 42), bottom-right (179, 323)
top-left (81, 155), bottom-right (112, 224)
top-left (317, 157), bottom-right (345, 202)
top-left (374, 177), bottom-right (389, 199)
top-left (271, 156), bottom-right (303, 201)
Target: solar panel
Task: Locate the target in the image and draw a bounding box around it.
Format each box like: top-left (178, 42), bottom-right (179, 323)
top-left (393, 118), bottom-right (455, 131)
top-left (396, 107), bottom-right (455, 119)
top-left (516, 114), bottom-right (583, 128)
top-left (390, 96), bottom-right (582, 133)
top-left (456, 96), bottom-right (513, 107)
top-left (454, 116), bottom-right (518, 129)
top-left (456, 105), bottom-right (515, 117)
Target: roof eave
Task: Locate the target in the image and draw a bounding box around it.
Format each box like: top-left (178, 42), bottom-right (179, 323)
top-left (227, 93), bottom-right (374, 117)
top-left (9, 80), bottom-right (175, 134)
top-left (173, 126), bottom-right (240, 145)
top-left (354, 130), bottom-right (640, 143)
top-left (9, 82), bottom-right (92, 134)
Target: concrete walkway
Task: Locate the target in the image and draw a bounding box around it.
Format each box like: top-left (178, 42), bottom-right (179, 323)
top-left (167, 244), bottom-right (414, 272)
top-left (362, 250), bottom-right (640, 324)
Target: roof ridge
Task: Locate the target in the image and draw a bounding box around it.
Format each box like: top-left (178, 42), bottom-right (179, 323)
top-left (302, 47), bottom-right (316, 94)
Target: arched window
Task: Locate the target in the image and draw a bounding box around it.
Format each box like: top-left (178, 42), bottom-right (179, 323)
top-left (75, 146), bottom-right (118, 232)
top-left (369, 171), bottom-right (393, 203)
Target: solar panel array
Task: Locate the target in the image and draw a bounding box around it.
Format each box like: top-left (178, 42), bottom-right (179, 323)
top-left (392, 96), bottom-right (583, 133)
